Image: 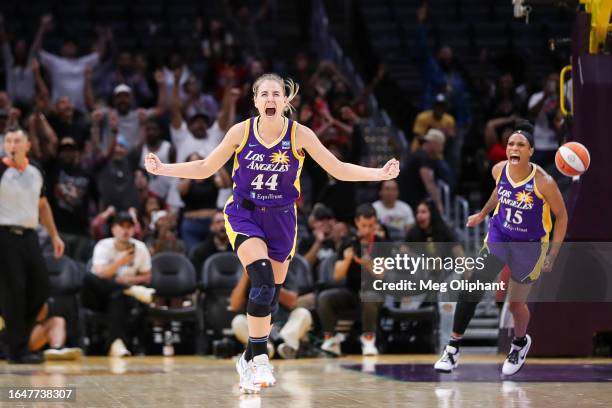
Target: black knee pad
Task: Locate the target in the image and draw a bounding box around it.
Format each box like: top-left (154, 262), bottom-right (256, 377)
top-left (246, 259), bottom-right (275, 317)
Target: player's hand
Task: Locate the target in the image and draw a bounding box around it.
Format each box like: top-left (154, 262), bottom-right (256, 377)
top-left (52, 235), bottom-right (65, 258)
top-left (466, 212), bottom-right (486, 228)
top-left (542, 254), bottom-right (556, 273)
top-left (379, 158), bottom-right (400, 180)
top-left (144, 152), bottom-right (165, 175)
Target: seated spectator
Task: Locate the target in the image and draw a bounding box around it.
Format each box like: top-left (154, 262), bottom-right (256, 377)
top-left (189, 211), bottom-right (231, 278)
top-left (178, 152), bottom-right (229, 251)
top-left (90, 206), bottom-right (142, 242)
top-left (406, 199), bottom-right (463, 253)
top-left (399, 129), bottom-right (454, 214)
top-left (412, 93), bottom-right (456, 154)
top-left (81, 212), bottom-right (155, 357)
top-left (317, 204), bottom-right (384, 356)
top-left (28, 303), bottom-right (82, 361)
top-left (230, 270), bottom-right (312, 360)
top-left (148, 210), bottom-right (185, 256)
top-left (372, 180), bottom-right (415, 241)
top-left (140, 195), bottom-right (165, 241)
top-left (298, 204), bottom-right (337, 275)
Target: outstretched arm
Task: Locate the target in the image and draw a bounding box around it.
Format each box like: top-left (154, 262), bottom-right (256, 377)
top-left (297, 124), bottom-right (399, 182)
top-left (145, 121), bottom-right (245, 179)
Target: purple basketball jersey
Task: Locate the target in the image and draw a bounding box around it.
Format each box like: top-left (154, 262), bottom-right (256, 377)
top-left (489, 163), bottom-right (552, 241)
top-left (231, 117), bottom-right (304, 207)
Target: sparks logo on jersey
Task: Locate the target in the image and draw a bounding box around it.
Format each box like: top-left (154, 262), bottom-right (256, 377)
top-left (498, 186), bottom-right (534, 210)
top-left (270, 150), bottom-right (289, 165)
top-left (515, 191), bottom-right (533, 204)
top-left (244, 150), bottom-right (290, 172)
top-left (282, 141), bottom-right (291, 150)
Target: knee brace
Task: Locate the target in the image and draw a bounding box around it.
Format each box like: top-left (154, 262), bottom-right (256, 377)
top-left (246, 259), bottom-right (276, 317)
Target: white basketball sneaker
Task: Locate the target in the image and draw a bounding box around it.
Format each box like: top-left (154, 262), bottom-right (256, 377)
top-left (236, 352), bottom-right (260, 394)
top-left (502, 335), bottom-right (532, 376)
top-left (434, 345), bottom-right (460, 373)
top-left (360, 334), bottom-right (379, 356)
top-left (251, 354), bottom-right (276, 388)
top-left (321, 334), bottom-right (343, 356)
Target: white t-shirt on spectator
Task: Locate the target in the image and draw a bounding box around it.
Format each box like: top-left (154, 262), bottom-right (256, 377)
top-left (528, 91), bottom-right (558, 151)
top-left (373, 200), bottom-right (415, 233)
top-left (170, 120), bottom-right (223, 162)
top-left (167, 120), bottom-right (224, 208)
top-left (92, 238), bottom-right (152, 277)
top-left (38, 50), bottom-right (99, 113)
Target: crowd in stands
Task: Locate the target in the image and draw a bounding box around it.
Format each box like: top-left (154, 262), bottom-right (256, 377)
top-left (0, 0), bottom-right (566, 360)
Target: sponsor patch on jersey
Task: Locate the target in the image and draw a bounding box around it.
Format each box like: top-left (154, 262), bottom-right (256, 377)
top-left (282, 141), bottom-right (291, 150)
top-left (525, 183), bottom-right (533, 192)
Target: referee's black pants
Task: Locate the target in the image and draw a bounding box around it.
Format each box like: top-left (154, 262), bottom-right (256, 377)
top-left (0, 228), bottom-right (49, 359)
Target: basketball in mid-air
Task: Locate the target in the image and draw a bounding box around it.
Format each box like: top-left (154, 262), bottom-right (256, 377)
top-left (555, 142), bottom-right (590, 177)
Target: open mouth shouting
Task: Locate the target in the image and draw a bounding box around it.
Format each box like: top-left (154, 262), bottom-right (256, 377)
top-left (509, 154), bottom-right (521, 165)
top-left (265, 106), bottom-right (276, 117)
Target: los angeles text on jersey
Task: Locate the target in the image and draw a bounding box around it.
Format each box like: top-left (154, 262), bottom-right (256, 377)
top-left (244, 150), bottom-right (290, 172)
top-left (497, 185), bottom-right (534, 210)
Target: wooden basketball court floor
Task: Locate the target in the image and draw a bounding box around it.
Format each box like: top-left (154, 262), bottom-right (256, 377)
top-left (1, 355), bottom-right (611, 407)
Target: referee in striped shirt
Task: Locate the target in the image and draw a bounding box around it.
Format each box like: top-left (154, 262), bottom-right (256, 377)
top-left (0, 127), bottom-right (64, 364)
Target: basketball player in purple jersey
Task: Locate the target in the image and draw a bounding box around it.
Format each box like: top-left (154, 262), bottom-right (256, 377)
top-left (435, 121), bottom-right (567, 376)
top-left (145, 73), bottom-right (399, 393)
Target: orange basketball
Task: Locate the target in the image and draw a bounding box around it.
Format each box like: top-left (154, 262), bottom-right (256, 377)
top-left (555, 142), bottom-right (590, 177)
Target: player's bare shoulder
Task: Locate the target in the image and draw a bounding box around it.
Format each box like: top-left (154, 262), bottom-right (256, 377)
top-left (225, 120), bottom-right (249, 149)
top-left (534, 164), bottom-right (556, 189)
top-left (492, 160), bottom-right (507, 179)
top-left (294, 122), bottom-right (316, 150)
